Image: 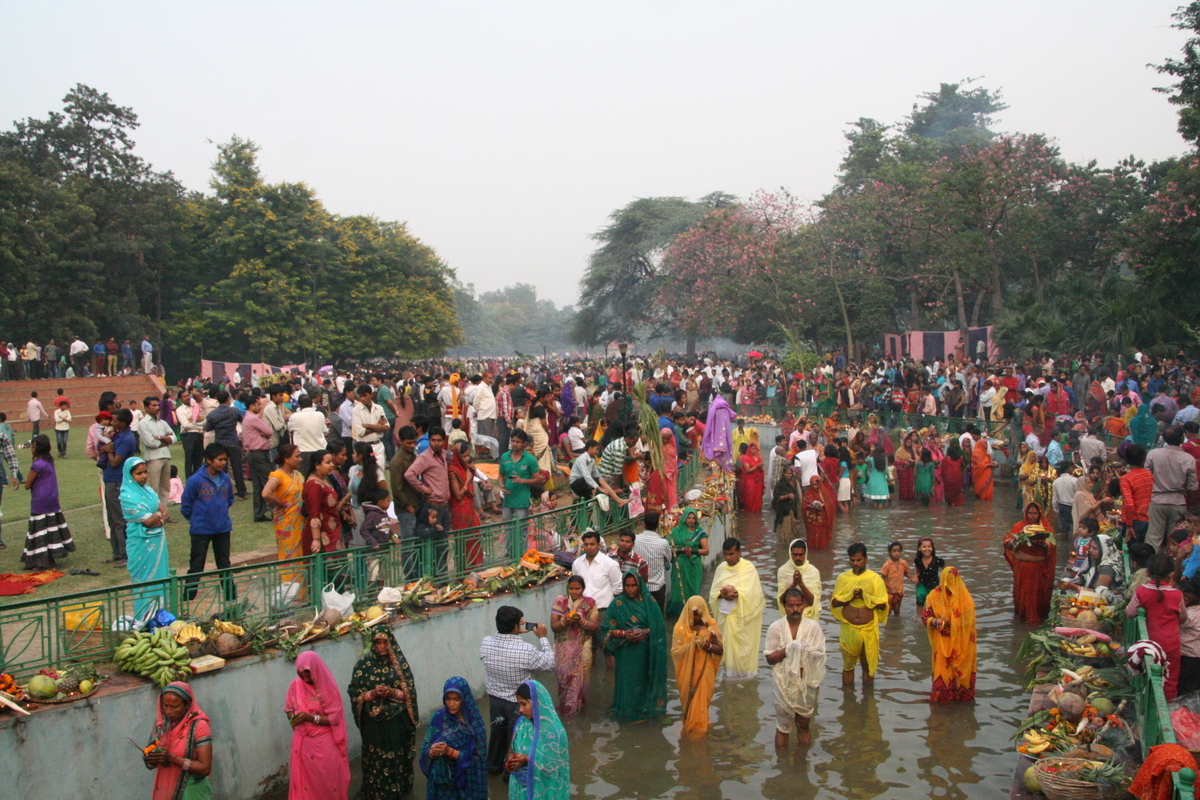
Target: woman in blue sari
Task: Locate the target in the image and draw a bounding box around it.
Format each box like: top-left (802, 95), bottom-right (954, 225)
top-left (419, 676), bottom-right (487, 800)
top-left (506, 680), bottom-right (569, 800)
top-left (120, 456), bottom-right (170, 620)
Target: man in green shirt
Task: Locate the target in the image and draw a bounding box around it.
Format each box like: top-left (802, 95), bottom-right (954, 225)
top-left (371, 373), bottom-right (397, 462)
top-left (499, 429), bottom-right (541, 526)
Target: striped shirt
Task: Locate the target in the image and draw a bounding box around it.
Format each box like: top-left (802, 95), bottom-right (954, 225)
top-left (1120, 468), bottom-right (1154, 524)
top-left (598, 439), bottom-right (627, 480)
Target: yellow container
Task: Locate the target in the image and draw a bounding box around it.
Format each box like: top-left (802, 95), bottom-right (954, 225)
top-left (62, 601), bottom-right (104, 631)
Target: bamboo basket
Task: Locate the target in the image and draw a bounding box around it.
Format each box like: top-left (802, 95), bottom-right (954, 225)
top-left (1033, 757), bottom-right (1125, 800)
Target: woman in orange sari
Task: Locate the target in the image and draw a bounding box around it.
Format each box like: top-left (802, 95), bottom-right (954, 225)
top-left (143, 682), bottom-right (212, 800)
top-left (801, 472), bottom-right (835, 549)
top-left (1003, 503), bottom-right (1056, 625)
top-left (921, 567), bottom-right (977, 702)
top-left (736, 442), bottom-right (765, 513)
top-left (670, 595), bottom-right (723, 737)
top-left (970, 434), bottom-right (994, 501)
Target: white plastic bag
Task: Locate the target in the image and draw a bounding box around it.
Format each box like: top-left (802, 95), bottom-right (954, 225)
top-left (270, 580), bottom-right (302, 608)
top-left (321, 582), bottom-right (356, 617)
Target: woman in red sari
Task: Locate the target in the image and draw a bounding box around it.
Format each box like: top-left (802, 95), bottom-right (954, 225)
top-left (143, 682), bottom-right (212, 800)
top-left (736, 442), bottom-right (765, 513)
top-left (302, 450), bottom-right (344, 553)
top-left (660, 426), bottom-right (679, 512)
top-left (801, 472), bottom-right (835, 549)
top-left (448, 442), bottom-right (483, 568)
top-left (940, 441), bottom-right (966, 506)
top-left (970, 434), bottom-right (994, 501)
top-left (1003, 503), bottom-right (1056, 625)
top-left (821, 445), bottom-right (841, 494)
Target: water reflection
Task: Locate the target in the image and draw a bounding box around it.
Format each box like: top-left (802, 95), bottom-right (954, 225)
top-left (393, 481), bottom-right (1051, 800)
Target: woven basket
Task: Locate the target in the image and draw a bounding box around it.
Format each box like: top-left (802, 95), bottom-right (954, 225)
top-left (1034, 757), bottom-right (1124, 800)
top-left (1066, 617), bottom-right (1111, 633)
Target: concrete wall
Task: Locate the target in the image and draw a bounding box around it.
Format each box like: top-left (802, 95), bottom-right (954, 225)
top-left (0, 516), bottom-right (726, 800)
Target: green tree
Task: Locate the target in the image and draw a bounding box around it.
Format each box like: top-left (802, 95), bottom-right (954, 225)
top-left (1155, 1), bottom-right (1200, 145)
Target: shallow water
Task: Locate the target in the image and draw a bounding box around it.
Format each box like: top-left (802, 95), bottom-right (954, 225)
top-left (298, 481), bottom-right (1057, 799)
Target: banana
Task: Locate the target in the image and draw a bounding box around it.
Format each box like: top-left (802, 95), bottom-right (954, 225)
top-left (1027, 742), bottom-right (1052, 754)
top-left (1077, 634), bottom-right (1097, 645)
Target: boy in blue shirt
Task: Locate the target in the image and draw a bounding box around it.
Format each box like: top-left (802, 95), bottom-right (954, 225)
top-left (180, 443), bottom-right (237, 600)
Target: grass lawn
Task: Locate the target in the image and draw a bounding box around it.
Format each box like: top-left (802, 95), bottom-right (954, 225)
top-left (0, 433), bottom-right (279, 603)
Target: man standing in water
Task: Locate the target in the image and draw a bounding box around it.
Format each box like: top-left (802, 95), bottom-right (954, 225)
top-left (765, 586), bottom-right (827, 747)
top-left (708, 537), bottom-right (766, 681)
top-left (830, 542), bottom-right (889, 686)
top-left (775, 538), bottom-right (822, 619)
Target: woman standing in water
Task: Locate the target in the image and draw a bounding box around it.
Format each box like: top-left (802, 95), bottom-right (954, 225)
top-left (667, 509), bottom-right (709, 617)
top-left (419, 676), bottom-right (487, 800)
top-left (506, 680), bottom-right (570, 800)
top-left (670, 596), bottom-right (723, 736)
top-left (922, 567), bottom-right (977, 702)
top-left (940, 441), bottom-right (965, 507)
top-left (1004, 503), bottom-right (1056, 625)
top-left (604, 571), bottom-right (668, 722)
top-left (285, 651), bottom-right (350, 800)
top-left (550, 576), bottom-right (599, 717)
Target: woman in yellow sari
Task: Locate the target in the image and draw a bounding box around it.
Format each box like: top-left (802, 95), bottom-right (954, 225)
top-left (1017, 453), bottom-right (1057, 532)
top-left (921, 566), bottom-right (976, 702)
top-left (526, 406), bottom-right (555, 490)
top-left (262, 443), bottom-right (305, 585)
top-left (670, 596), bottom-right (723, 737)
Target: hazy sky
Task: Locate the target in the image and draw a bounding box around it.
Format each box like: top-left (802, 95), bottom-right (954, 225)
top-left (2, 2), bottom-right (1191, 307)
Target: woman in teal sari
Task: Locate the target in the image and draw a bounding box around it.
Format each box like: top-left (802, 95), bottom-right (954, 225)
top-left (507, 680), bottom-right (569, 800)
top-left (666, 510), bottom-right (708, 617)
top-left (120, 457), bottom-right (170, 621)
top-left (1129, 402), bottom-right (1159, 448)
top-left (603, 571), bottom-right (668, 721)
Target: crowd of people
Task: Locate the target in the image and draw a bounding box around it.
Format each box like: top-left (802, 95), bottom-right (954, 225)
top-left (2, 344), bottom-right (1197, 798)
top-left (0, 335), bottom-right (156, 380)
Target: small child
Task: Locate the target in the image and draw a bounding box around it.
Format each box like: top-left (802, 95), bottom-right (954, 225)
top-left (414, 505), bottom-right (444, 540)
top-left (1126, 542), bottom-right (1156, 595)
top-left (1126, 554), bottom-right (1188, 699)
top-left (1179, 578), bottom-right (1200, 696)
top-left (447, 418), bottom-right (468, 449)
top-left (168, 464), bottom-right (184, 505)
top-left (1065, 518), bottom-right (1101, 583)
top-left (854, 453), bottom-right (868, 503)
top-left (880, 541), bottom-right (910, 615)
top-left (359, 487), bottom-right (396, 550)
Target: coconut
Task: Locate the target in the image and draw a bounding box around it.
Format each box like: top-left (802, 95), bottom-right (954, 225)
top-left (366, 606), bottom-right (385, 621)
top-left (1056, 692), bottom-right (1086, 723)
top-left (1091, 697), bottom-right (1115, 717)
top-left (319, 609), bottom-right (343, 630)
top-left (1023, 765), bottom-right (1042, 794)
top-left (27, 675), bottom-right (57, 699)
top-left (214, 633), bottom-right (243, 657)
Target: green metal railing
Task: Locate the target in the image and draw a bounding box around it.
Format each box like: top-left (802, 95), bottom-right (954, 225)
top-left (1122, 555), bottom-right (1197, 799)
top-left (0, 457), bottom-right (705, 677)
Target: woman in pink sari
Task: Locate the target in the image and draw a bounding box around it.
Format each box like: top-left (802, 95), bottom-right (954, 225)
top-left (285, 651), bottom-right (350, 800)
top-left (143, 681), bottom-right (212, 800)
top-left (660, 426), bottom-right (679, 511)
top-left (551, 575), bottom-right (600, 716)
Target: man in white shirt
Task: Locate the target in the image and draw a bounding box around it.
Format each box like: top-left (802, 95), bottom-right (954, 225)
top-left (68, 337), bottom-right (89, 377)
top-left (572, 529), bottom-right (623, 652)
top-left (337, 385), bottom-right (357, 449)
top-left (26, 391), bottom-right (48, 440)
top-left (792, 440), bottom-right (819, 491)
top-left (351, 385), bottom-right (389, 470)
top-left (287, 394), bottom-right (329, 474)
top-left (262, 384), bottom-right (290, 450)
top-left (633, 511), bottom-right (673, 611)
top-left (138, 395), bottom-right (176, 501)
top-left (1052, 468), bottom-right (1080, 534)
top-left (471, 375), bottom-right (497, 440)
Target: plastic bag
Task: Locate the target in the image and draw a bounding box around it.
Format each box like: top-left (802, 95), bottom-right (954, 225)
top-left (627, 483), bottom-right (644, 517)
top-left (1171, 706), bottom-right (1200, 751)
top-left (270, 580), bottom-right (302, 608)
top-left (321, 582), bottom-right (356, 618)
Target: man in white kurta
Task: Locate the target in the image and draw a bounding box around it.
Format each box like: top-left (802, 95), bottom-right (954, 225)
top-left (765, 585), bottom-right (827, 747)
top-left (709, 537), bottom-right (765, 681)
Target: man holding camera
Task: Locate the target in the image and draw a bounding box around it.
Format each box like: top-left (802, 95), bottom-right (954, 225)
top-left (479, 605), bottom-right (554, 775)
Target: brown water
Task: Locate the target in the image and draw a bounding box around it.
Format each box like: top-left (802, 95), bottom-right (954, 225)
top-left (292, 481), bottom-right (1052, 799)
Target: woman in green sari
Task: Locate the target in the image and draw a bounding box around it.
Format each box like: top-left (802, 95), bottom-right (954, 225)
top-left (603, 571), bottom-right (668, 721)
top-left (666, 510), bottom-right (709, 617)
top-left (348, 627), bottom-right (419, 799)
top-left (506, 680), bottom-right (569, 800)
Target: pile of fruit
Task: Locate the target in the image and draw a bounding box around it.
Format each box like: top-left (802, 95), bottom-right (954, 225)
top-left (744, 414), bottom-right (777, 425)
top-left (113, 628), bottom-right (193, 687)
top-left (22, 665), bottom-right (100, 702)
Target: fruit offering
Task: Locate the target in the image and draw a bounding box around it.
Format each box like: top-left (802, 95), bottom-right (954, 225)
top-left (113, 628), bottom-right (193, 687)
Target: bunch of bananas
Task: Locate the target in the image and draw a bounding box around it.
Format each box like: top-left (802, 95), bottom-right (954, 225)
top-left (173, 622), bottom-right (205, 645)
top-left (1021, 729), bottom-right (1055, 755)
top-left (113, 629), bottom-right (192, 687)
top-left (211, 619), bottom-right (245, 637)
top-left (1061, 634), bottom-right (1108, 658)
